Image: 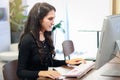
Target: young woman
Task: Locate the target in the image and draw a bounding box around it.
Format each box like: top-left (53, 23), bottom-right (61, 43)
top-left (17, 2), bottom-right (85, 80)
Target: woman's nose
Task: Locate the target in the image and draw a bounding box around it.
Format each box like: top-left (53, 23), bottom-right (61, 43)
top-left (52, 23), bottom-right (54, 26)
top-left (52, 21), bottom-right (54, 25)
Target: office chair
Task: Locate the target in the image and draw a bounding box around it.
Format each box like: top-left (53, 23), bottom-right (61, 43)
top-left (62, 40), bottom-right (74, 60)
top-left (2, 59), bottom-right (19, 80)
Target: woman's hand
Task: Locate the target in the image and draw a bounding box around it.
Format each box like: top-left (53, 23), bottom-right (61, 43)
top-left (38, 70), bottom-right (61, 79)
top-left (66, 58), bottom-right (86, 65)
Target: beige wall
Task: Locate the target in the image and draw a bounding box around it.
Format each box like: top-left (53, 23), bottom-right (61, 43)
top-left (112, 0), bottom-right (120, 14)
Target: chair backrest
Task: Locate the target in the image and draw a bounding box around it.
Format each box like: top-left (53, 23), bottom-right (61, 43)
top-left (62, 40), bottom-right (74, 60)
top-left (2, 60), bottom-right (19, 80)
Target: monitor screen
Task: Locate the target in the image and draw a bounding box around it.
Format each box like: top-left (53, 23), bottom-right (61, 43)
top-left (95, 14), bottom-right (120, 69)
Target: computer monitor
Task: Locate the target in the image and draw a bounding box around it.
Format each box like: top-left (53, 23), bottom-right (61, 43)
top-left (95, 14), bottom-right (120, 69)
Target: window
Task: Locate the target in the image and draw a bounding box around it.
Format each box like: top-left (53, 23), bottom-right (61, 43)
top-left (67, 0), bottom-right (112, 56)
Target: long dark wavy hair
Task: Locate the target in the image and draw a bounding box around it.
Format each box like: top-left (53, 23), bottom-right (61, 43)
top-left (20, 2), bottom-right (56, 60)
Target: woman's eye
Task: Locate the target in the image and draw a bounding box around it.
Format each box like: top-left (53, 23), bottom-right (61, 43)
top-left (48, 17), bottom-right (54, 20)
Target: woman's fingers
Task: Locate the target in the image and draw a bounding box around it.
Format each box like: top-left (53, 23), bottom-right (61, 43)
top-left (39, 70), bottom-right (61, 79)
top-left (47, 74), bottom-right (55, 79)
top-left (66, 58), bottom-right (86, 65)
top-left (47, 71), bottom-right (61, 79)
top-left (74, 58), bottom-right (86, 63)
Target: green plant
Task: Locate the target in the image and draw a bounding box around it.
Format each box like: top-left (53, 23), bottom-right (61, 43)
top-left (52, 20), bottom-right (65, 33)
top-left (9, 0), bottom-right (28, 32)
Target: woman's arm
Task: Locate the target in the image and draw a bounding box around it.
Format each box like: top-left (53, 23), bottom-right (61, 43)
top-left (52, 59), bottom-right (67, 67)
top-left (17, 34), bottom-right (39, 79)
top-left (52, 58), bottom-right (86, 67)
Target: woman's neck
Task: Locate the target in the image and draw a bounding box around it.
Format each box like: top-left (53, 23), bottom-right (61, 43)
top-left (39, 31), bottom-right (45, 41)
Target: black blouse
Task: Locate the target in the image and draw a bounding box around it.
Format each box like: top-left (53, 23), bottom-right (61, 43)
top-left (17, 32), bottom-right (66, 80)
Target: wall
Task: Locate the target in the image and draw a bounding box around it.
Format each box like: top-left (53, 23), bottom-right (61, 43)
top-left (0, 0), bottom-right (10, 52)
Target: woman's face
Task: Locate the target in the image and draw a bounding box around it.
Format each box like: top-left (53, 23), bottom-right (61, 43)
top-left (40, 10), bottom-right (55, 32)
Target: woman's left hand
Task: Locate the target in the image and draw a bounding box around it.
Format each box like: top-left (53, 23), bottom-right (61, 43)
top-left (66, 58), bottom-right (86, 65)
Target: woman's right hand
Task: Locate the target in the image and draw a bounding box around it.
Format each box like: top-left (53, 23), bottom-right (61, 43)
top-left (38, 70), bottom-right (61, 79)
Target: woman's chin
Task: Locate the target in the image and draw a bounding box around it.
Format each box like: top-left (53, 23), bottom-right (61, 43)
top-left (46, 30), bottom-right (52, 32)
top-left (48, 29), bottom-right (52, 31)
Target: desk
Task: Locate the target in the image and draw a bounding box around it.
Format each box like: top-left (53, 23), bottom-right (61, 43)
top-left (38, 57), bottom-right (120, 80)
top-left (81, 56), bottom-right (120, 80)
top-left (81, 63), bottom-right (120, 80)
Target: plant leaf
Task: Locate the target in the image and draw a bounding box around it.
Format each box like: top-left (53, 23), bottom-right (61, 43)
top-left (52, 20), bottom-right (65, 33)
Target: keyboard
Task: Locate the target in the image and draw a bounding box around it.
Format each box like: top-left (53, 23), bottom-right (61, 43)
top-left (62, 61), bottom-right (95, 78)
